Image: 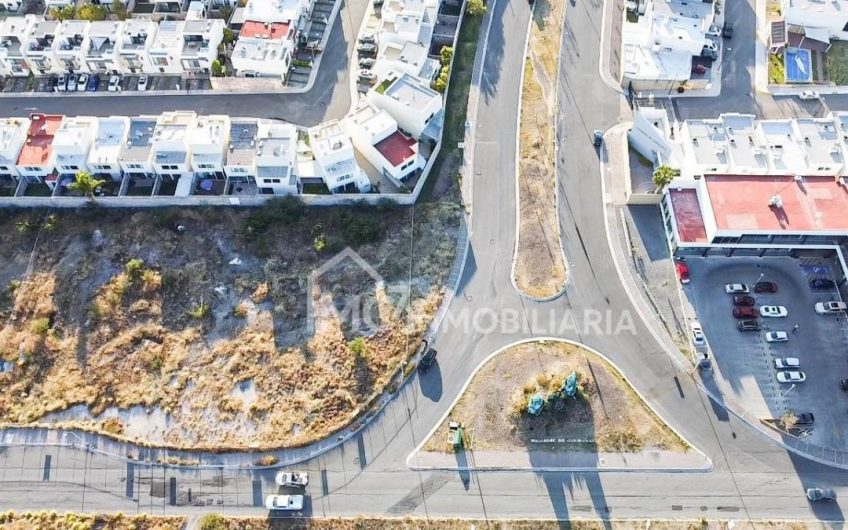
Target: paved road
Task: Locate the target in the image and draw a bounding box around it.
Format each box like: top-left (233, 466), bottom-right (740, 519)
top-left (0, 0), bottom-right (365, 126)
top-left (3, 0), bottom-right (848, 524)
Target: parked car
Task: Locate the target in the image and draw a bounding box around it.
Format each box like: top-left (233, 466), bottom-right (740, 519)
top-left (815, 301), bottom-right (847, 314)
top-left (798, 90), bottom-right (821, 100)
top-left (795, 412), bottom-right (815, 425)
top-left (357, 69), bottom-right (376, 82)
top-left (691, 321), bottom-right (705, 346)
top-left (761, 305), bottom-right (788, 318)
top-left (706, 24), bottom-right (722, 37)
top-left (275, 471), bottom-right (308, 487)
top-left (67, 74), bottom-right (78, 91)
top-left (733, 295), bottom-right (755, 306)
top-left (265, 494), bottom-right (304, 511)
top-left (722, 22), bottom-right (734, 38)
top-left (593, 129), bottom-right (603, 147)
top-left (137, 75), bottom-right (148, 91)
top-left (358, 33), bottom-right (377, 44)
top-left (765, 331), bottom-right (788, 342)
top-left (703, 40), bottom-right (718, 52)
top-left (419, 339), bottom-right (437, 372)
top-left (737, 319), bottom-right (760, 331)
top-left (754, 281), bottom-right (778, 293)
top-left (56, 74), bottom-right (67, 92)
top-left (807, 487), bottom-right (836, 502)
top-left (76, 73), bottom-right (88, 92)
top-left (86, 75), bottom-right (99, 91)
top-left (358, 58), bottom-right (375, 69)
top-left (108, 75), bottom-right (121, 92)
top-left (810, 278), bottom-right (835, 290)
top-left (700, 48), bottom-right (717, 60)
top-left (675, 260), bottom-right (690, 284)
top-left (774, 357), bottom-right (800, 369)
top-left (776, 370), bottom-right (806, 383)
top-left (357, 42), bottom-right (377, 54)
top-left (733, 306), bottom-right (759, 319)
top-left (725, 283), bottom-right (749, 294)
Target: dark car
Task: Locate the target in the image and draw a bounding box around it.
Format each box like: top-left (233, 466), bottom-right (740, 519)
top-left (733, 295), bottom-right (756, 306)
top-left (754, 281), bottom-right (778, 293)
top-left (47, 76), bottom-right (59, 92)
top-left (86, 75), bottom-right (99, 92)
top-left (810, 278), bottom-right (836, 290)
top-left (795, 412), bottom-right (815, 425)
top-left (592, 130), bottom-right (603, 147)
top-left (737, 319), bottom-right (760, 331)
top-left (418, 340), bottom-right (437, 373)
top-left (723, 22), bottom-right (734, 39)
top-left (733, 306), bottom-right (759, 318)
top-left (807, 487), bottom-right (836, 502)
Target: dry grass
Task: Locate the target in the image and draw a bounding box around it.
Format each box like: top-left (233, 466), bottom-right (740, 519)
top-left (423, 341), bottom-right (688, 453)
top-left (514, 0), bottom-right (567, 299)
top-left (0, 202), bottom-right (460, 450)
top-left (0, 511), bottom-right (184, 530)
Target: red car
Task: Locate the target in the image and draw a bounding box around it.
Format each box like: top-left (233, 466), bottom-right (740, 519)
top-left (733, 295), bottom-right (756, 306)
top-left (675, 261), bottom-right (690, 284)
top-left (733, 306), bottom-right (759, 318)
top-left (754, 281), bottom-right (778, 293)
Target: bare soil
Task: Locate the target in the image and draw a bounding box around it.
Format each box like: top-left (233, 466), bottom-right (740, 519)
top-left (0, 200), bottom-right (460, 450)
top-left (0, 511), bottom-right (184, 530)
top-left (423, 341), bottom-right (688, 453)
top-left (514, 0), bottom-right (567, 298)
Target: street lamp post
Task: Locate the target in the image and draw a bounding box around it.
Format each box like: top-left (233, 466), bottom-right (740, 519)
top-left (782, 383), bottom-right (797, 397)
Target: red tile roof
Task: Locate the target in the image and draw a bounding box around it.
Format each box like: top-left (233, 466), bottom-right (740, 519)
top-left (241, 20), bottom-right (290, 40)
top-left (669, 188), bottom-right (707, 243)
top-left (374, 130), bottom-right (416, 167)
top-left (17, 113), bottom-right (62, 166)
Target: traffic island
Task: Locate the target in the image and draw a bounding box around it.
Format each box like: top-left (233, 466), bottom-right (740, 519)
top-left (410, 341), bottom-right (710, 471)
top-left (512, 0), bottom-right (568, 300)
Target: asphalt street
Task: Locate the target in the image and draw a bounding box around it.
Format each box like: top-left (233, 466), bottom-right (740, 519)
top-left (3, 0), bottom-right (848, 523)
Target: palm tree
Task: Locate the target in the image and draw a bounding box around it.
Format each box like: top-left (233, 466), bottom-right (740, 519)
top-left (652, 165), bottom-right (679, 191)
top-left (68, 171), bottom-right (105, 200)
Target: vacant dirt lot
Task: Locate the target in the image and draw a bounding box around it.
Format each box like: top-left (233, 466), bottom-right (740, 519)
top-left (514, 0), bottom-right (567, 299)
top-left (0, 511), bottom-right (184, 530)
top-left (423, 341), bottom-right (687, 453)
top-left (0, 199), bottom-right (460, 450)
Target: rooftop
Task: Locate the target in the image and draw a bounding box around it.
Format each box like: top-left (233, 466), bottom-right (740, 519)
top-left (89, 117), bottom-right (128, 164)
top-left (227, 120), bottom-right (259, 166)
top-left (378, 40), bottom-right (427, 69)
top-left (241, 20), bottom-right (290, 39)
top-left (154, 111), bottom-right (195, 143)
top-left (706, 174), bottom-right (848, 232)
top-left (756, 120), bottom-right (808, 174)
top-left (0, 16), bottom-right (33, 56)
top-left (244, 0), bottom-right (303, 23)
top-left (795, 117), bottom-right (843, 167)
top-left (151, 21), bottom-right (184, 51)
top-left (53, 116), bottom-right (96, 149)
top-left (375, 130), bottom-right (416, 167)
top-left (256, 122), bottom-right (296, 161)
top-left (17, 114), bottom-right (62, 166)
top-left (121, 118), bottom-right (157, 162)
top-left (87, 21), bottom-right (122, 56)
top-left (0, 118), bottom-right (29, 163)
top-left (55, 20), bottom-right (89, 51)
top-left (684, 118), bottom-right (730, 168)
top-left (669, 188), bottom-right (708, 242)
top-left (233, 35), bottom-right (288, 61)
top-left (381, 73), bottom-right (440, 107)
top-left (120, 19), bottom-right (156, 51)
top-left (192, 115), bottom-right (229, 146)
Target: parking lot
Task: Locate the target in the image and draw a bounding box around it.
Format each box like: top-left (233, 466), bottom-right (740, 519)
top-left (0, 73), bottom-right (211, 94)
top-left (683, 255), bottom-right (848, 450)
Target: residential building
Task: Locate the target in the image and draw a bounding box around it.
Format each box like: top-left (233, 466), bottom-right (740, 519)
top-left (0, 15), bottom-right (36, 77)
top-left (1, 0), bottom-right (21, 12)
top-left (343, 103), bottom-right (424, 181)
top-left (88, 116), bottom-right (130, 181)
top-left (52, 20), bottom-right (90, 73)
top-left (231, 20), bottom-right (294, 78)
top-left (15, 113), bottom-right (63, 184)
top-left (180, 19), bottom-right (224, 73)
top-left (22, 19), bottom-right (59, 75)
top-left (243, 0), bottom-right (311, 32)
top-left (255, 121), bottom-right (298, 194)
top-left (84, 21), bottom-right (123, 74)
top-left (117, 19), bottom-right (157, 74)
top-left (783, 0), bottom-right (848, 42)
top-left (52, 116), bottom-right (98, 183)
top-left (367, 72), bottom-right (442, 139)
top-left (148, 20), bottom-right (184, 74)
top-left (189, 114), bottom-right (230, 179)
top-left (373, 40), bottom-right (438, 82)
top-left (119, 117), bottom-right (157, 180)
top-left (152, 111), bottom-right (195, 182)
top-left (153, 0), bottom-right (185, 15)
top-left (308, 120), bottom-right (371, 193)
top-left (379, 0), bottom-right (437, 47)
top-left (224, 119), bottom-right (260, 182)
top-left (0, 117), bottom-right (30, 185)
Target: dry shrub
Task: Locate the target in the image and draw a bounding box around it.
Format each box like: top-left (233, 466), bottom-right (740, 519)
top-left (141, 269), bottom-right (162, 293)
top-left (101, 417), bottom-right (124, 435)
top-left (233, 302), bottom-right (248, 318)
top-left (251, 282), bottom-right (269, 303)
top-left (92, 273), bottom-right (130, 318)
top-left (255, 455), bottom-right (278, 466)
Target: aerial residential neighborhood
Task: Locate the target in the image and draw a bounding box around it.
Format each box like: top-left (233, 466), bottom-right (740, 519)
top-left (3, 0), bottom-right (848, 525)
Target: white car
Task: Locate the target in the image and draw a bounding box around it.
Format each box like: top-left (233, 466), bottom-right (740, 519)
top-left (816, 301), bottom-right (847, 314)
top-left (765, 331), bottom-right (788, 342)
top-left (703, 40), bottom-right (718, 52)
top-left (67, 74), bottom-right (78, 91)
top-left (76, 73), bottom-right (88, 92)
top-left (774, 357), bottom-right (800, 369)
top-left (137, 75), bottom-right (148, 91)
top-left (761, 305), bottom-right (788, 318)
top-left (776, 370), bottom-right (806, 383)
top-left (265, 494), bottom-right (304, 511)
top-left (798, 90), bottom-right (821, 100)
top-left (275, 471), bottom-right (308, 487)
top-left (691, 321), bottom-right (705, 346)
top-left (725, 283), bottom-right (749, 294)
top-left (108, 75), bottom-right (121, 92)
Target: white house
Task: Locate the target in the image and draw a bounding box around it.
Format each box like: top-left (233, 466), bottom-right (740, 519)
top-left (152, 111), bottom-right (196, 185)
top-left (231, 20), bottom-right (294, 78)
top-left (307, 120), bottom-right (371, 193)
top-left (119, 117), bottom-right (158, 181)
top-left (52, 20), bottom-right (90, 73)
top-left (22, 19), bottom-right (59, 75)
top-left (0, 117), bottom-right (30, 184)
top-left (52, 116), bottom-right (97, 179)
top-left (180, 19), bottom-right (224, 73)
top-left (255, 121), bottom-right (298, 194)
top-left (0, 0), bottom-right (20, 13)
top-left (343, 103), bottom-right (424, 182)
top-left (373, 40), bottom-right (438, 82)
top-left (224, 119), bottom-right (260, 183)
top-left (243, 0), bottom-right (311, 31)
top-left (189, 114), bottom-right (230, 179)
top-left (367, 72), bottom-right (442, 139)
top-left (88, 116), bottom-right (130, 181)
top-left (147, 20), bottom-right (184, 74)
top-left (15, 113), bottom-right (63, 185)
top-left (783, 0), bottom-right (848, 42)
top-left (84, 21), bottom-right (123, 74)
top-left (117, 19), bottom-right (157, 74)
top-left (0, 15), bottom-right (35, 77)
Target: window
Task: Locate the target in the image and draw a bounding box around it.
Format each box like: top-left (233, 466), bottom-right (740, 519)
top-left (0, 166), bottom-right (6, 170)
top-left (152, 56), bottom-right (168, 66)
top-left (25, 166), bottom-right (39, 171)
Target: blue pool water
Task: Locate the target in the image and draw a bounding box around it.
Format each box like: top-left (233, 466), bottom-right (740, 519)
top-left (785, 47), bottom-right (813, 83)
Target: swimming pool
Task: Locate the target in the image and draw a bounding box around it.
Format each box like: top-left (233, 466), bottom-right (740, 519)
top-left (785, 47), bottom-right (813, 83)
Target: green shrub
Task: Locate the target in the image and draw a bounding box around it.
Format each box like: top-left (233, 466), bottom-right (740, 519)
top-left (199, 513), bottom-right (227, 530)
top-left (31, 318), bottom-right (50, 336)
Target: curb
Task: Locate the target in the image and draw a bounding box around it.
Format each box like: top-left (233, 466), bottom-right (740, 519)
top-left (597, 0), bottom-right (625, 94)
top-left (405, 336), bottom-right (714, 472)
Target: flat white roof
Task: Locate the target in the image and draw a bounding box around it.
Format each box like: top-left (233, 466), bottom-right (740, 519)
top-left (379, 41), bottom-right (428, 69)
top-left (0, 117), bottom-right (28, 164)
top-left (88, 117), bottom-right (128, 165)
top-left (244, 0), bottom-right (303, 23)
top-left (796, 117), bottom-right (843, 167)
top-left (756, 120), bottom-right (808, 174)
top-left (151, 21), bottom-right (184, 51)
top-left (684, 118), bottom-right (730, 168)
top-left (233, 37), bottom-right (288, 62)
top-left (53, 116), bottom-right (96, 148)
top-left (621, 41), bottom-right (692, 81)
top-left (384, 73), bottom-right (440, 108)
top-left (350, 103), bottom-right (396, 136)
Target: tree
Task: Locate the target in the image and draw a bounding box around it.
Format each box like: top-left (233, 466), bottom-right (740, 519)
top-left (68, 171), bottom-right (105, 199)
top-left (49, 4), bottom-right (76, 20)
top-left (439, 46), bottom-right (453, 66)
top-left (111, 0), bottom-right (129, 20)
top-left (76, 2), bottom-right (108, 21)
top-left (223, 27), bottom-right (235, 45)
top-left (211, 59), bottom-right (225, 77)
top-left (652, 165), bottom-right (679, 190)
top-left (466, 0), bottom-right (487, 16)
